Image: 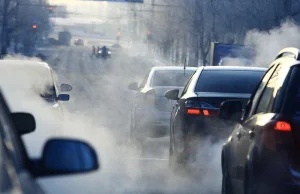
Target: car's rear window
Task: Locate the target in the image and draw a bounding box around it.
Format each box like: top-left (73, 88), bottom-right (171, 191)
top-left (151, 70), bottom-right (195, 87)
top-left (195, 70), bottom-right (264, 93)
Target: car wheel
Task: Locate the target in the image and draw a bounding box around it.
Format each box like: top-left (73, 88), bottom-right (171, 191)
top-left (245, 167), bottom-right (257, 194)
top-left (222, 148), bottom-right (233, 194)
top-left (222, 173), bottom-right (232, 194)
top-left (169, 144), bottom-right (180, 174)
top-left (130, 118), bottom-right (144, 150)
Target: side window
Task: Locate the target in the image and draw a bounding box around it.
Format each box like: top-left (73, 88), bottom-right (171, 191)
top-left (139, 71), bottom-right (150, 89)
top-left (181, 71), bottom-right (196, 97)
top-left (255, 65), bottom-right (281, 114)
top-left (50, 70), bottom-right (58, 97)
top-left (247, 65), bottom-right (277, 117)
top-left (295, 86), bottom-right (300, 116)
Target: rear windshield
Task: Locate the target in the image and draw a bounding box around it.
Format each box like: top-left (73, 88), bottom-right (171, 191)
top-left (195, 70), bottom-right (264, 93)
top-left (151, 70), bottom-right (195, 87)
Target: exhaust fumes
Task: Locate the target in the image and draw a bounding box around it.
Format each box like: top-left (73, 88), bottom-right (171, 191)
top-left (245, 20), bottom-right (300, 67)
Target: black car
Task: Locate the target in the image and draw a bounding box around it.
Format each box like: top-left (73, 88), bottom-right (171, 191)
top-left (165, 66), bottom-right (266, 171)
top-left (0, 89), bottom-right (99, 193)
top-left (220, 47), bottom-right (300, 194)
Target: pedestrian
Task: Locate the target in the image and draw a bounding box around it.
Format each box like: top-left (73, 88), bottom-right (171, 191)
top-left (91, 45), bottom-right (96, 58)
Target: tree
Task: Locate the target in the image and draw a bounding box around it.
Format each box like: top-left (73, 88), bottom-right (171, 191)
top-left (0, 0), bottom-right (51, 56)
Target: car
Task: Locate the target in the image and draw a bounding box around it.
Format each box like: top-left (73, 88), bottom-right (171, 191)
top-left (0, 88), bottom-right (99, 193)
top-left (165, 66), bottom-right (266, 172)
top-left (128, 66), bottom-right (197, 145)
top-left (74, 38), bottom-right (84, 46)
top-left (0, 60), bottom-right (72, 118)
top-left (220, 48), bottom-right (300, 194)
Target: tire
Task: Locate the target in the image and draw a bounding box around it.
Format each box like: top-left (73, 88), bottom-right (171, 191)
top-left (244, 166), bottom-right (257, 194)
top-left (222, 173), bottom-right (232, 194)
top-left (169, 142), bottom-right (177, 171)
top-left (222, 149), bottom-right (233, 194)
top-left (130, 117), bottom-right (144, 153)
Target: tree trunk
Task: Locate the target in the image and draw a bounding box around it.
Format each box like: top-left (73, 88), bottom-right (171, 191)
top-left (1, 0), bottom-right (9, 56)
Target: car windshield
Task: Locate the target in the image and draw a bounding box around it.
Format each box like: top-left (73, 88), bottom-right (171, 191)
top-left (151, 70), bottom-right (195, 87)
top-left (195, 70), bottom-right (264, 93)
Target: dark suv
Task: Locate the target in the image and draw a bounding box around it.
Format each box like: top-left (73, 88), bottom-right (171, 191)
top-left (220, 47), bottom-right (300, 194)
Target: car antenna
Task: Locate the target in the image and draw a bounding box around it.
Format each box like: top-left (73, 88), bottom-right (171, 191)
top-left (183, 58), bottom-right (187, 76)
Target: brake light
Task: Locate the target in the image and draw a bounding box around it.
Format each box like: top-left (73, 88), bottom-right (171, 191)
top-left (187, 109), bottom-right (201, 115)
top-left (274, 121), bottom-right (291, 132)
top-left (203, 109), bottom-right (210, 116)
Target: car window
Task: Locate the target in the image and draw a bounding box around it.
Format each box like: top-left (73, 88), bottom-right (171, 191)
top-left (255, 65), bottom-right (281, 114)
top-left (247, 65), bottom-right (277, 117)
top-left (195, 70), bottom-right (264, 93)
top-left (294, 84), bottom-right (300, 115)
top-left (181, 71), bottom-right (196, 97)
top-left (151, 70), bottom-right (195, 87)
top-left (50, 69), bottom-right (59, 95)
top-left (272, 65), bottom-right (291, 111)
top-left (139, 70), bottom-right (150, 89)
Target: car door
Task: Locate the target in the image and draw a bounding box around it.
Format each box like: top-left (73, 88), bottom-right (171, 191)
top-left (132, 70), bottom-right (151, 128)
top-left (228, 64), bottom-right (278, 182)
top-left (0, 91), bottom-right (45, 194)
top-left (237, 63), bottom-right (286, 182)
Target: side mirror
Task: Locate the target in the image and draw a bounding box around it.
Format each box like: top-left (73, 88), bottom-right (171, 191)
top-left (36, 138), bottom-right (99, 177)
top-left (57, 94), bottom-right (69, 101)
top-left (164, 89), bottom-right (179, 100)
top-left (11, 113), bottom-right (36, 135)
top-left (60, 84), bottom-right (72, 92)
top-left (128, 82), bottom-right (138, 91)
top-left (219, 100), bottom-right (243, 122)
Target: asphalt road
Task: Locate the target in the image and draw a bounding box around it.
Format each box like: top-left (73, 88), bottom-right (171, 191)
top-left (25, 45), bottom-right (222, 194)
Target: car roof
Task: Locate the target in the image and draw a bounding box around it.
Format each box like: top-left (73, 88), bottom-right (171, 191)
top-left (0, 59), bottom-right (51, 70)
top-left (152, 66), bottom-right (198, 71)
top-left (202, 66), bottom-right (267, 71)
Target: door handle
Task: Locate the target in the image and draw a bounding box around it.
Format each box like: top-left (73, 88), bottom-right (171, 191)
top-left (236, 131), bottom-right (241, 140)
top-left (249, 130), bottom-right (255, 139)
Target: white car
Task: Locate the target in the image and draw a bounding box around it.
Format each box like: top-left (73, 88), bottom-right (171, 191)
top-left (0, 60), bottom-right (72, 118)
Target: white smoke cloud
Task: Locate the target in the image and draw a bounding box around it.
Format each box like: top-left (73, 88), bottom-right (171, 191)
top-left (245, 20), bottom-right (300, 67)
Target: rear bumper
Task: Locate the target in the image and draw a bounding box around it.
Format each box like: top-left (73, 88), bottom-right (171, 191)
top-left (134, 107), bottom-right (170, 138)
top-left (185, 115), bottom-right (234, 138)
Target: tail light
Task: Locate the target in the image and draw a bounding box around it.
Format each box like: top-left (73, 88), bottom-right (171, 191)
top-left (274, 121), bottom-right (291, 132)
top-left (262, 120), bottom-right (292, 152)
top-left (145, 89), bottom-right (156, 105)
top-left (185, 100), bottom-right (219, 116)
top-left (187, 109), bottom-right (201, 115)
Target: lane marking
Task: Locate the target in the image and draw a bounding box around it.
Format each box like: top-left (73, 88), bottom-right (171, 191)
top-left (121, 157), bottom-right (168, 161)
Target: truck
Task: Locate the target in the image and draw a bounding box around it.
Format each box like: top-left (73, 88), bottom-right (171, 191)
top-left (209, 42), bottom-right (256, 66)
top-left (58, 30), bottom-right (72, 46)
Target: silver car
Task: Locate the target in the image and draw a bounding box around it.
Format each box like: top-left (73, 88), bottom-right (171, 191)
top-left (128, 66), bottom-right (197, 144)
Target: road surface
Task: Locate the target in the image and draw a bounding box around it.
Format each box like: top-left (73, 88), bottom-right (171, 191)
top-left (23, 45), bottom-right (222, 194)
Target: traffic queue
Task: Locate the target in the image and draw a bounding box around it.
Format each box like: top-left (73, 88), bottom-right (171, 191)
top-left (128, 47), bottom-right (300, 194)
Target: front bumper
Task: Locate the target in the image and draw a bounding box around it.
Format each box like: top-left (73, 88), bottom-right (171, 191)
top-left (134, 107), bottom-right (170, 138)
